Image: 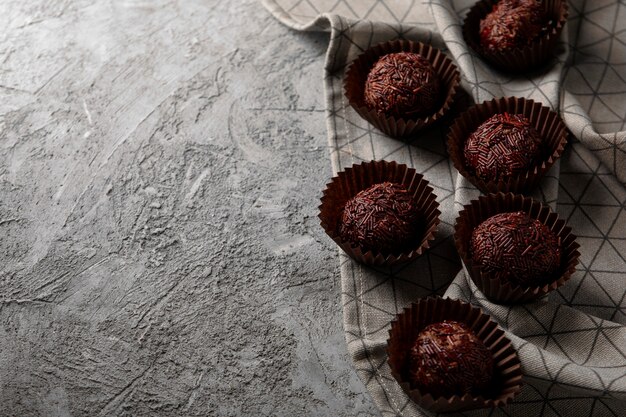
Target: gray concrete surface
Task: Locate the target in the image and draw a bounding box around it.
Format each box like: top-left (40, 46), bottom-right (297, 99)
top-left (0, 1), bottom-right (378, 415)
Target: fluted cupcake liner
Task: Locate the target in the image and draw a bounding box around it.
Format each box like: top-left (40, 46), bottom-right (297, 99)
top-left (344, 39), bottom-right (460, 138)
top-left (318, 160), bottom-right (440, 266)
top-left (387, 297), bottom-right (523, 412)
top-left (454, 192), bottom-right (580, 304)
top-left (447, 96), bottom-right (568, 195)
top-left (463, 0), bottom-right (568, 73)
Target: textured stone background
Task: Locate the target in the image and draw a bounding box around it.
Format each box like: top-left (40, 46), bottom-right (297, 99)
top-left (0, 1), bottom-right (377, 415)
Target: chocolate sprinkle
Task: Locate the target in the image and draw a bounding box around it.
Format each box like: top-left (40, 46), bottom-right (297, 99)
top-left (464, 113), bottom-right (542, 183)
top-left (471, 211), bottom-right (561, 287)
top-left (339, 182), bottom-right (420, 254)
top-left (479, 0), bottom-right (545, 52)
top-left (409, 321), bottom-right (494, 398)
top-left (364, 52), bottom-right (440, 118)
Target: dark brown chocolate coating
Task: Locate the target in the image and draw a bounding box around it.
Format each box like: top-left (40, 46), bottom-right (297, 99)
top-left (479, 0), bottom-right (545, 52)
top-left (464, 113), bottom-right (542, 183)
top-left (471, 211), bottom-right (561, 287)
top-left (339, 182), bottom-right (419, 254)
top-left (364, 52), bottom-right (440, 118)
top-left (409, 321), bottom-right (494, 398)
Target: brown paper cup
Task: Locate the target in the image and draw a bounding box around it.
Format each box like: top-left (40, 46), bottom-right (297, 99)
top-left (344, 39), bottom-right (461, 138)
top-left (463, 0), bottom-right (568, 73)
top-left (447, 96), bottom-right (568, 195)
top-left (454, 193), bottom-right (580, 304)
top-left (318, 160), bottom-right (440, 266)
top-left (387, 297), bottom-right (523, 412)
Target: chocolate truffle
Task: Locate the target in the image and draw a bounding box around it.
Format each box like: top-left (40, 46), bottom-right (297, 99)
top-left (409, 321), bottom-right (494, 398)
top-left (471, 211), bottom-right (561, 287)
top-left (464, 113), bottom-right (542, 183)
top-left (479, 0), bottom-right (545, 52)
top-left (340, 182), bottom-right (420, 254)
top-left (364, 52), bottom-right (440, 118)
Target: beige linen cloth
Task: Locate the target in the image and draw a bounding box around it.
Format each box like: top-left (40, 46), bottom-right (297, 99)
top-left (262, 1), bottom-right (626, 415)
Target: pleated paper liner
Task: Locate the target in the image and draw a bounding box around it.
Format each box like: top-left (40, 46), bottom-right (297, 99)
top-left (463, 0), bottom-right (568, 73)
top-left (318, 160), bottom-right (440, 266)
top-left (344, 39), bottom-right (460, 139)
top-left (387, 297), bottom-right (523, 413)
top-left (454, 193), bottom-right (580, 304)
top-left (447, 96), bottom-right (568, 195)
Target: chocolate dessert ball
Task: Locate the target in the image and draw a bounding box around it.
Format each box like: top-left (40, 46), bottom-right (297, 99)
top-left (364, 52), bottom-right (440, 118)
top-left (340, 182), bottom-right (420, 254)
top-left (409, 321), bottom-right (494, 398)
top-left (480, 0), bottom-right (545, 52)
top-left (464, 113), bottom-right (542, 183)
top-left (471, 211), bottom-right (561, 287)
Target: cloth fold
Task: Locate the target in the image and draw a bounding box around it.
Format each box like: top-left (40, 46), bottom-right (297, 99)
top-left (263, 0), bottom-right (626, 415)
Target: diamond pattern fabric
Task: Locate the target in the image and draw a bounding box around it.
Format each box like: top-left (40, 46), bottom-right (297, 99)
top-left (263, 0), bottom-right (626, 415)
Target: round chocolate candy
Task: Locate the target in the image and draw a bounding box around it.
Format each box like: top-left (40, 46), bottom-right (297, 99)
top-left (409, 320), bottom-right (494, 398)
top-left (463, 113), bottom-right (542, 183)
top-left (364, 52), bottom-right (440, 118)
top-left (470, 211), bottom-right (561, 287)
top-left (339, 182), bottom-right (420, 254)
top-left (479, 0), bottom-right (545, 52)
